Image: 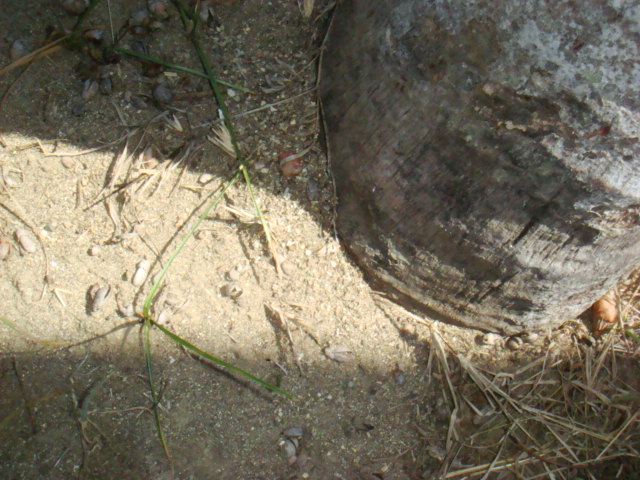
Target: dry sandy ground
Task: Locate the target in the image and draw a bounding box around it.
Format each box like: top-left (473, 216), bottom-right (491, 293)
top-left (1, 1), bottom-right (639, 479)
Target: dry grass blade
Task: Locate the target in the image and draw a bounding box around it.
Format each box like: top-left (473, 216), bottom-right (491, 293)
top-left (208, 123), bottom-right (236, 159)
top-left (300, 0), bottom-right (315, 18)
top-left (0, 36), bottom-right (68, 77)
top-left (447, 329), bottom-right (640, 480)
top-left (431, 328), bottom-right (460, 451)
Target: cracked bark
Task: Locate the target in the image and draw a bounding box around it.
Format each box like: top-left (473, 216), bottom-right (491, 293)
top-left (320, 0), bottom-right (640, 333)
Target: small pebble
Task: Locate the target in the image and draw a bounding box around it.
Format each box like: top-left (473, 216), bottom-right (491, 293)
top-left (222, 283), bottom-right (243, 299)
top-left (148, 0), bottom-right (170, 20)
top-left (198, 173), bottom-right (214, 184)
top-left (118, 304), bottom-right (134, 317)
top-left (521, 332), bottom-right (539, 344)
top-left (83, 28), bottom-right (104, 42)
top-left (153, 83), bottom-right (173, 105)
top-left (9, 40), bottom-right (28, 61)
top-left (88, 245), bottom-right (101, 256)
top-left (280, 261), bottom-right (295, 276)
top-left (226, 268), bottom-right (241, 281)
top-left (61, 157), bottom-right (76, 169)
top-left (14, 229), bottom-right (36, 253)
top-left (280, 439), bottom-right (297, 465)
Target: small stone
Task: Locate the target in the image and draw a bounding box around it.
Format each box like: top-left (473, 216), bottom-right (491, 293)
top-left (521, 332), bottom-right (539, 344)
top-left (88, 245), bottom-right (101, 256)
top-left (222, 283), bottom-right (243, 299)
top-left (9, 40), bottom-right (28, 61)
top-left (14, 229), bottom-right (36, 253)
top-left (281, 439), bottom-right (297, 464)
top-left (280, 261), bottom-right (295, 276)
top-left (198, 173), bottom-right (214, 184)
top-left (83, 28), bottom-right (104, 42)
top-left (148, 0), bottom-right (170, 20)
top-left (153, 83), bottom-right (173, 105)
top-left (226, 268), bottom-right (241, 281)
top-left (61, 157), bottom-right (76, 169)
top-left (118, 304), bottom-right (134, 317)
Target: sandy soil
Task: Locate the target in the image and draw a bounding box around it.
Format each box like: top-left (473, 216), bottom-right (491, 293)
top-left (1, 2), bottom-right (639, 480)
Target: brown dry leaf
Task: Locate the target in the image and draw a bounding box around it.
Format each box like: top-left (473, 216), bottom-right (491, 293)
top-left (591, 291), bottom-right (617, 324)
top-left (590, 290), bottom-right (618, 337)
top-left (301, 0), bottom-right (314, 18)
top-left (278, 150), bottom-right (305, 177)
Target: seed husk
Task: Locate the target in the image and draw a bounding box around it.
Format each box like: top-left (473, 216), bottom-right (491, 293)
top-left (90, 284), bottom-right (111, 313)
top-left (323, 344), bottom-right (354, 363)
top-left (132, 259), bottom-right (150, 286)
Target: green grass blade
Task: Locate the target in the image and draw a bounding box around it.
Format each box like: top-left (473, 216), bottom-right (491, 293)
top-left (142, 170), bottom-right (242, 316)
top-left (624, 328), bottom-right (640, 344)
top-left (143, 318), bottom-right (172, 462)
top-left (171, 0), bottom-right (281, 274)
top-left (113, 47), bottom-right (253, 93)
top-left (172, 0), bottom-right (243, 163)
top-left (148, 317), bottom-right (296, 400)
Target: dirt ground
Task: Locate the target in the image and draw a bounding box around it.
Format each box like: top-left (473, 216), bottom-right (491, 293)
top-left (1, 1), bottom-right (639, 479)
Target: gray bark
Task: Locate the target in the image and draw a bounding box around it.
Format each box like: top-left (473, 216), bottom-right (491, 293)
top-left (320, 0), bottom-right (640, 333)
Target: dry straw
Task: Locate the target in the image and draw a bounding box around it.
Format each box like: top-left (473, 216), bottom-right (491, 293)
top-left (428, 274), bottom-right (640, 479)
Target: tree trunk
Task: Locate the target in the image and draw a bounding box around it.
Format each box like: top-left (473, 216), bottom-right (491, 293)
top-left (320, 0), bottom-right (640, 334)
